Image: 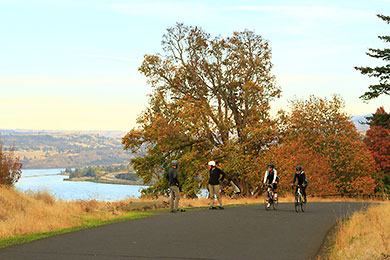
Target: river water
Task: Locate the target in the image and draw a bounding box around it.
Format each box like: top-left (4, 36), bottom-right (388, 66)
top-left (14, 169), bottom-right (148, 201)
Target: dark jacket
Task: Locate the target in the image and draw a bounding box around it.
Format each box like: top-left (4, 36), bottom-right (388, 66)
top-left (167, 167), bottom-right (179, 187)
top-left (209, 167), bottom-right (226, 185)
top-left (292, 171), bottom-right (306, 186)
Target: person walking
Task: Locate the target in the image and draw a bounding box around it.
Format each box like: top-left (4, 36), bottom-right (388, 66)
top-left (167, 160), bottom-right (181, 213)
top-left (207, 161), bottom-right (226, 210)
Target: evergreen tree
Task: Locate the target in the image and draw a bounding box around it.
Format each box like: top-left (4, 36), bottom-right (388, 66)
top-left (355, 14), bottom-right (390, 100)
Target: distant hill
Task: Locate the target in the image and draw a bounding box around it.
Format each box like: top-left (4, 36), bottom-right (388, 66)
top-left (0, 117), bottom-right (369, 169)
top-left (0, 129), bottom-right (127, 139)
top-left (0, 130), bottom-right (132, 169)
top-left (351, 115), bottom-right (370, 133)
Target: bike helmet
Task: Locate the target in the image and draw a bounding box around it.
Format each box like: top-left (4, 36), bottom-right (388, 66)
top-left (267, 163), bottom-right (275, 169)
top-left (296, 165), bottom-right (302, 171)
top-left (171, 160), bottom-right (179, 166)
top-left (208, 161), bottom-right (216, 167)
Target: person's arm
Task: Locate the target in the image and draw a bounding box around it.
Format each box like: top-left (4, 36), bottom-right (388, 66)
top-left (167, 168), bottom-right (173, 183)
top-left (219, 168), bottom-right (226, 182)
top-left (263, 170), bottom-right (268, 184)
top-left (292, 173), bottom-right (297, 184)
top-left (272, 170), bottom-right (277, 183)
top-left (166, 169), bottom-right (170, 182)
top-left (172, 169), bottom-right (179, 186)
top-left (302, 172), bottom-right (306, 186)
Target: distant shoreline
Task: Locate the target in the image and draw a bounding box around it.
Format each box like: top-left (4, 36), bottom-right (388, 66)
top-left (64, 175), bottom-right (144, 186)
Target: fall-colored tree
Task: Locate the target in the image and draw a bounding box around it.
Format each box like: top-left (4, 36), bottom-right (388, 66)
top-left (262, 138), bottom-right (334, 196)
top-left (0, 141), bottom-right (22, 186)
top-left (123, 23), bottom-right (281, 197)
top-left (364, 107), bottom-right (390, 192)
top-left (355, 14), bottom-right (390, 100)
top-left (279, 95), bottom-right (378, 195)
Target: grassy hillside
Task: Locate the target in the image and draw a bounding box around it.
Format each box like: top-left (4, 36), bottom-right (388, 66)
top-left (0, 186), bottom-right (166, 244)
top-left (0, 130), bottom-right (132, 169)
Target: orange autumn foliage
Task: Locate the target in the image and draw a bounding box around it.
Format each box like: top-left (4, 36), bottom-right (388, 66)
top-left (123, 24), bottom-right (280, 197)
top-left (364, 107), bottom-right (390, 176)
top-left (123, 24), bottom-right (380, 197)
top-left (278, 95), bottom-right (378, 195)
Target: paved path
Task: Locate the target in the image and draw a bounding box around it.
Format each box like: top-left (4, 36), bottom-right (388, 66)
top-left (0, 202), bottom-right (368, 260)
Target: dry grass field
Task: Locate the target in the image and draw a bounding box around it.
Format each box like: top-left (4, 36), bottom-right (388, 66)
top-left (328, 202), bottom-right (390, 260)
top-left (0, 186), bottom-right (167, 240)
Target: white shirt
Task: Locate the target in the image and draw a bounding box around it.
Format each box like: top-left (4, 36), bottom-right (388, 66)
top-left (263, 169), bottom-right (277, 184)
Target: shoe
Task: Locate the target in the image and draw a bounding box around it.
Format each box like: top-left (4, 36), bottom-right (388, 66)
top-left (170, 210), bottom-right (177, 213)
top-left (217, 206), bottom-right (224, 210)
top-left (209, 206), bottom-right (217, 210)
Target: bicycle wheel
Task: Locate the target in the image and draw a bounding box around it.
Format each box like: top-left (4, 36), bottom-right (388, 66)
top-left (294, 194), bottom-right (300, 212)
top-left (300, 195), bottom-right (306, 212)
top-left (264, 193), bottom-right (270, 211)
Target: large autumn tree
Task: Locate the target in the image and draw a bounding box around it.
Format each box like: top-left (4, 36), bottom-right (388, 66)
top-left (0, 141), bottom-right (22, 186)
top-left (355, 14), bottom-right (390, 100)
top-left (123, 23), bottom-right (281, 197)
top-left (364, 107), bottom-right (390, 192)
top-left (276, 95), bottom-right (378, 195)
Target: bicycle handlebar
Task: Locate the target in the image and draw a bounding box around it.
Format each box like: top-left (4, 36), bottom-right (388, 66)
top-left (291, 184), bottom-right (305, 188)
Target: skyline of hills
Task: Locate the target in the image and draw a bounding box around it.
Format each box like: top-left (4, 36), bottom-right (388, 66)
top-left (0, 130), bottom-right (132, 169)
top-left (0, 115), bottom-right (370, 169)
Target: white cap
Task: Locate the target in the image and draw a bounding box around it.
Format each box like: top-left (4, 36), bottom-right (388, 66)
top-left (208, 161), bottom-right (216, 167)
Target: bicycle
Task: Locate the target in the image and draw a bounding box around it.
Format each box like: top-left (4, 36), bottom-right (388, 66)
top-left (293, 184), bottom-right (306, 212)
top-left (263, 184), bottom-right (278, 211)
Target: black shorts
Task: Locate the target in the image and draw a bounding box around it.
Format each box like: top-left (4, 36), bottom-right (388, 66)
top-left (267, 181), bottom-right (277, 191)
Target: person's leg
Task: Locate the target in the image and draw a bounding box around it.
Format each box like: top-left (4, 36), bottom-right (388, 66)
top-left (172, 186), bottom-right (180, 211)
top-left (214, 185), bottom-right (223, 207)
top-left (267, 182), bottom-right (271, 198)
top-left (208, 184), bottom-right (215, 207)
top-left (169, 186), bottom-right (175, 211)
top-left (302, 186), bottom-right (307, 202)
top-left (273, 183), bottom-right (278, 200)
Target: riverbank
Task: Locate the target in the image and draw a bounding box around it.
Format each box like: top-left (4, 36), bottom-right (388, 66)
top-left (64, 176), bottom-right (142, 185)
top-left (63, 169), bottom-right (144, 186)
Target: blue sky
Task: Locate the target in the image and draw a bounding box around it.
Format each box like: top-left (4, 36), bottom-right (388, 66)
top-left (0, 0), bottom-right (389, 131)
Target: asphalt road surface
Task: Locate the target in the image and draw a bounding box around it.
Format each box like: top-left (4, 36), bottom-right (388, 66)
top-left (0, 202), bottom-right (369, 260)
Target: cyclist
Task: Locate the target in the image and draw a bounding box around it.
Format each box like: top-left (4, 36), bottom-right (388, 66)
top-left (291, 165), bottom-right (307, 203)
top-left (262, 163), bottom-right (278, 209)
